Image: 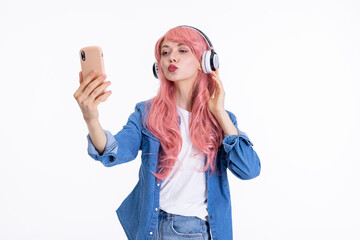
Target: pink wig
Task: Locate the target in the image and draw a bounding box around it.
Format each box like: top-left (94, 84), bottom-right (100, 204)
top-left (144, 26), bottom-right (223, 180)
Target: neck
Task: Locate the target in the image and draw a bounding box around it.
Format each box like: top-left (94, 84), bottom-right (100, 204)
top-left (174, 79), bottom-right (195, 112)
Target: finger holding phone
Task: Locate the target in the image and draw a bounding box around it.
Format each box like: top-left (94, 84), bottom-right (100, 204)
top-left (73, 46), bottom-right (111, 124)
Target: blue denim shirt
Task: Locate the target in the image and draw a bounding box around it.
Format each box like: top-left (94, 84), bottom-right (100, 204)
top-left (86, 99), bottom-right (261, 240)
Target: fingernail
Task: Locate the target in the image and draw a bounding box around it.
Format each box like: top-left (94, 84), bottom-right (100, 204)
top-left (93, 69), bottom-right (97, 74)
top-left (102, 74), bottom-right (107, 79)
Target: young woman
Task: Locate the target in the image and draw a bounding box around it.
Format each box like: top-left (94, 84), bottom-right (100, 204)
top-left (74, 25), bottom-right (261, 240)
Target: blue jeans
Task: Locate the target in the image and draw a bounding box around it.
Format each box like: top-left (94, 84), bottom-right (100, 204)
top-left (154, 209), bottom-right (211, 240)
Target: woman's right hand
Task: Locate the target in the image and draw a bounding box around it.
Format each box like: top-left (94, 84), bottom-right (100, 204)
top-left (73, 70), bottom-right (112, 124)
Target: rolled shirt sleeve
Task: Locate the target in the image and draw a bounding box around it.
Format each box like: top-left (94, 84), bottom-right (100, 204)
top-left (87, 129), bottom-right (118, 166)
top-left (221, 111), bottom-right (261, 180)
top-left (223, 129), bottom-right (254, 153)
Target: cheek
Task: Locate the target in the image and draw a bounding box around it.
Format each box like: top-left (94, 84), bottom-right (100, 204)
top-left (184, 58), bottom-right (200, 72)
top-left (159, 59), bottom-right (167, 71)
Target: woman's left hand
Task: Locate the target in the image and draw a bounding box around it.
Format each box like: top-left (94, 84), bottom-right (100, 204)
top-left (206, 68), bottom-right (225, 116)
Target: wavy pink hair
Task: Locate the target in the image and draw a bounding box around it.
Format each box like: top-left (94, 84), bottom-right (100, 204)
top-left (144, 26), bottom-right (224, 180)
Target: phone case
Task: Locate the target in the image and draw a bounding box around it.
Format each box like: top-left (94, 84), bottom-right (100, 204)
top-left (79, 46), bottom-right (105, 80)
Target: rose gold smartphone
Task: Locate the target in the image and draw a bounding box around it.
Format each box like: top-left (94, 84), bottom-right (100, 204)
top-left (79, 46), bottom-right (105, 80)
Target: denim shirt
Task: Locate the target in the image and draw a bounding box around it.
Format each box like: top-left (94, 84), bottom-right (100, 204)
top-left (86, 99), bottom-right (261, 240)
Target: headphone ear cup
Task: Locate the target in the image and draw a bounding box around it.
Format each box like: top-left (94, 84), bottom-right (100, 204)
top-left (211, 50), bottom-right (219, 70)
top-left (201, 50), bottom-right (212, 74)
top-left (153, 62), bottom-right (159, 79)
top-left (201, 50), bottom-right (219, 74)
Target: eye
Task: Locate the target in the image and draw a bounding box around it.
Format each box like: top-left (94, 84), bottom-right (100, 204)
top-left (161, 51), bottom-right (169, 56)
top-left (180, 49), bottom-right (188, 53)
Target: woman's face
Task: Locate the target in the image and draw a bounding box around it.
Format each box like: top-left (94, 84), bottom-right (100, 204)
top-left (159, 38), bottom-right (201, 83)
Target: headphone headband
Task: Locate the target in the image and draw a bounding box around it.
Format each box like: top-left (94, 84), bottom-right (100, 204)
top-left (176, 25), bottom-right (214, 50)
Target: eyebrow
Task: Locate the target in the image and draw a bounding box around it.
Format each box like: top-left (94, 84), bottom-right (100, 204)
top-left (161, 43), bottom-right (186, 49)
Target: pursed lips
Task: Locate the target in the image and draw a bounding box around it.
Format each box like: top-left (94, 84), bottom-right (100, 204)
top-left (168, 64), bottom-right (178, 72)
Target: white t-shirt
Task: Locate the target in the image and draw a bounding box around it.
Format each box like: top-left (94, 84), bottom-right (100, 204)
top-left (159, 106), bottom-right (209, 222)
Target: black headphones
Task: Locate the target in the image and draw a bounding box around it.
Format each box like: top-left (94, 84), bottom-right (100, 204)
top-left (153, 25), bottom-right (219, 79)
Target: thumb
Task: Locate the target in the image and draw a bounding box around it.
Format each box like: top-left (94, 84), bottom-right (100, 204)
top-left (79, 71), bottom-right (83, 84)
top-left (205, 88), bottom-right (210, 101)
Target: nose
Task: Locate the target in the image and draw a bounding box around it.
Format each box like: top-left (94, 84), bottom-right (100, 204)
top-left (169, 51), bottom-right (178, 62)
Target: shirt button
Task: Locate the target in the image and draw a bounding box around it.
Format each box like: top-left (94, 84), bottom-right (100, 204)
top-left (149, 231), bottom-right (153, 235)
top-left (155, 208), bottom-right (158, 211)
top-left (157, 183), bottom-right (160, 186)
top-left (210, 215), bottom-right (213, 219)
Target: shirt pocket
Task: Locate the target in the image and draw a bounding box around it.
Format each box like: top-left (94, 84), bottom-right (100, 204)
top-left (140, 128), bottom-right (160, 169)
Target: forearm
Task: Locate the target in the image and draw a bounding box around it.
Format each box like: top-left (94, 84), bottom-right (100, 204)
top-left (86, 119), bottom-right (107, 155)
top-left (214, 110), bottom-right (239, 136)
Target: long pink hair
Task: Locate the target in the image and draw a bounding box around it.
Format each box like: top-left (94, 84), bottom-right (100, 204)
top-left (144, 26), bottom-right (224, 180)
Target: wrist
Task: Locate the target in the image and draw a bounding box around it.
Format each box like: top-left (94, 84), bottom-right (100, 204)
top-left (85, 118), bottom-right (100, 127)
top-left (213, 109), bottom-right (227, 119)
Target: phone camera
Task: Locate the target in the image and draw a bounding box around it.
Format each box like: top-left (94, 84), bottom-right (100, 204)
top-left (81, 51), bottom-right (86, 61)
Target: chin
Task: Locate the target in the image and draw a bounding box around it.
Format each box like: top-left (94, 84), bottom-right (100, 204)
top-left (165, 73), bottom-right (196, 82)
top-left (166, 77), bottom-right (180, 82)
top-left (164, 74), bottom-right (181, 81)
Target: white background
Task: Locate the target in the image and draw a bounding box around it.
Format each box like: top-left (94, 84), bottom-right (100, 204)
top-left (0, 0), bottom-right (359, 239)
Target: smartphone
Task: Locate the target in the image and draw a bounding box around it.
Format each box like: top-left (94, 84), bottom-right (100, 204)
top-left (79, 46), bottom-right (106, 80)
